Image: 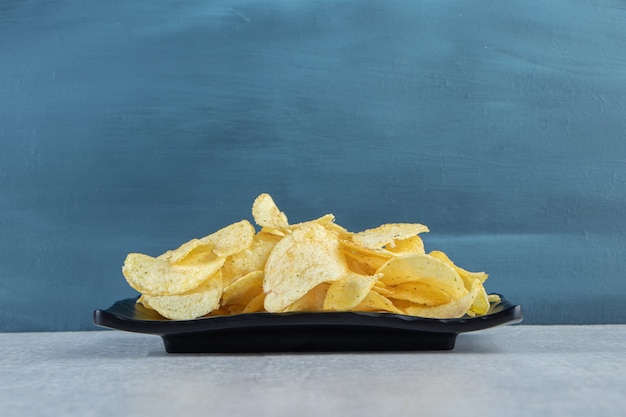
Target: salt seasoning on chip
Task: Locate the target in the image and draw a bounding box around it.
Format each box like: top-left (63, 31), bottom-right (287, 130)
top-left (121, 193), bottom-right (499, 320)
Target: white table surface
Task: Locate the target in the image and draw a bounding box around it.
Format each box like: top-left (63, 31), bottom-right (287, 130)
top-left (1, 325), bottom-right (625, 417)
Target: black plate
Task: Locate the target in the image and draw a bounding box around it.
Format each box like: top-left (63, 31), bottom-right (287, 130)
top-left (94, 296), bottom-right (521, 353)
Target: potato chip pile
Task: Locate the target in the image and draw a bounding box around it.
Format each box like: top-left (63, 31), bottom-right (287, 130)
top-left (122, 193), bottom-right (500, 320)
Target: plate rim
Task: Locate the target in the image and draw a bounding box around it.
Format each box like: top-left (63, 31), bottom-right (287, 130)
top-left (93, 294), bottom-right (523, 336)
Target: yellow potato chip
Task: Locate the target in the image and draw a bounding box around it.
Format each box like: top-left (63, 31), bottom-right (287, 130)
top-left (323, 272), bottom-right (380, 311)
top-left (428, 250), bottom-right (488, 290)
top-left (286, 213), bottom-right (336, 231)
top-left (242, 292), bottom-right (266, 313)
top-left (351, 223), bottom-right (429, 250)
top-left (139, 271), bottom-right (223, 320)
top-left (468, 279), bottom-right (490, 315)
top-left (121, 193), bottom-right (498, 321)
top-left (221, 231), bottom-right (281, 286)
top-left (263, 223), bottom-right (348, 312)
top-left (387, 281), bottom-right (452, 306)
top-left (282, 283), bottom-right (330, 312)
top-left (252, 193), bottom-right (289, 229)
top-left (383, 235), bottom-right (425, 255)
top-left (259, 227), bottom-right (286, 237)
top-left (376, 253), bottom-right (467, 299)
top-left (122, 252), bottom-right (225, 296)
top-left (341, 249), bottom-right (389, 276)
top-left (488, 293), bottom-right (501, 304)
top-left (354, 290), bottom-right (402, 314)
top-left (157, 238), bottom-right (209, 264)
top-left (371, 281), bottom-right (394, 297)
top-left (324, 221), bottom-right (353, 240)
top-left (221, 270), bottom-right (264, 310)
top-left (402, 279), bottom-right (480, 319)
top-left (136, 294), bottom-right (154, 310)
top-left (199, 220), bottom-right (255, 258)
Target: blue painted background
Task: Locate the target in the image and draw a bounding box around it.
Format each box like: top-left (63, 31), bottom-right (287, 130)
top-left (1, 0), bottom-right (625, 331)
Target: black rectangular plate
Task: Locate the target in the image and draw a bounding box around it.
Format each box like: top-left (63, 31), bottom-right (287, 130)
top-left (93, 295), bottom-right (522, 353)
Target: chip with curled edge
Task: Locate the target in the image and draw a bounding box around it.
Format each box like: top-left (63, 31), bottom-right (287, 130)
top-left (122, 193), bottom-right (497, 320)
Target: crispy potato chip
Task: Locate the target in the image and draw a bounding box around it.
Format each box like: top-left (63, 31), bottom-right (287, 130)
top-left (139, 271), bottom-right (223, 320)
top-left (157, 220), bottom-right (254, 263)
top-left (199, 220), bottom-right (255, 258)
top-left (352, 223), bottom-right (429, 250)
top-left (221, 270), bottom-right (264, 310)
top-left (371, 281), bottom-right (394, 297)
top-left (282, 283), bottom-right (330, 312)
top-left (376, 254), bottom-right (466, 299)
top-left (323, 272), bottom-right (380, 311)
top-left (354, 291), bottom-right (402, 314)
top-left (428, 250), bottom-right (488, 290)
top-left (402, 279), bottom-right (480, 319)
top-left (286, 213), bottom-right (336, 231)
top-left (488, 294), bottom-right (501, 304)
top-left (263, 223), bottom-right (348, 312)
top-left (468, 279), bottom-right (490, 315)
top-left (387, 281), bottom-right (452, 306)
top-left (157, 238), bottom-right (208, 264)
top-left (383, 235), bottom-right (425, 255)
top-left (122, 193), bottom-right (498, 321)
top-left (252, 193), bottom-right (289, 229)
top-left (122, 252), bottom-right (225, 295)
top-left (260, 227), bottom-right (286, 237)
top-left (221, 231), bottom-right (281, 286)
top-left (136, 294), bottom-right (154, 310)
top-left (341, 248), bottom-right (390, 276)
top-left (242, 292), bottom-right (266, 313)
top-left (324, 221), bottom-right (353, 240)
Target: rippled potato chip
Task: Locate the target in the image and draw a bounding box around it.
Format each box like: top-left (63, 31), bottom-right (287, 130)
top-left (401, 280), bottom-right (481, 319)
top-left (351, 223), bottom-right (429, 250)
top-left (221, 231), bottom-right (281, 287)
top-left (121, 193), bottom-right (499, 320)
top-left (252, 193), bottom-right (289, 230)
top-left (376, 254), bottom-right (467, 299)
top-left (323, 272), bottom-right (380, 311)
top-left (263, 223), bottom-right (348, 312)
top-left (282, 284), bottom-right (330, 312)
top-left (123, 252), bottom-right (225, 296)
top-left (138, 271), bottom-right (223, 320)
top-left (221, 270), bottom-right (264, 314)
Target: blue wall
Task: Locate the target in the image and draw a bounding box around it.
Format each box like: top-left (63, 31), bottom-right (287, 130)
top-left (1, 0), bottom-right (625, 331)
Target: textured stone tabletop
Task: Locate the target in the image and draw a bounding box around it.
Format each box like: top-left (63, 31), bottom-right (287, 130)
top-left (1, 325), bottom-right (625, 417)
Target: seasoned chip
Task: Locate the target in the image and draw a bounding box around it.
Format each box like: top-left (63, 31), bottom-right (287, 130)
top-left (221, 231), bottom-right (281, 287)
top-left (252, 193), bottom-right (289, 229)
top-left (341, 248), bottom-right (390, 276)
top-left (371, 281), bottom-right (394, 297)
top-left (352, 223), bottom-right (429, 250)
top-left (402, 279), bottom-right (480, 319)
top-left (122, 252), bottom-right (225, 296)
top-left (242, 292), bottom-right (266, 313)
top-left (468, 279), bottom-right (490, 315)
top-left (429, 250), bottom-right (488, 289)
top-left (377, 254), bottom-right (467, 299)
top-left (354, 291), bottom-right (402, 314)
top-left (121, 193), bottom-right (498, 321)
top-left (157, 238), bottom-right (209, 264)
top-left (323, 272), bottom-right (380, 311)
top-left (387, 281), bottom-right (452, 306)
top-left (221, 270), bottom-right (264, 313)
top-left (286, 213), bottom-right (336, 231)
top-left (383, 235), bottom-right (426, 255)
top-left (139, 271), bottom-right (223, 320)
top-left (199, 220), bottom-right (255, 258)
top-left (282, 284), bottom-right (330, 312)
top-left (263, 223), bottom-right (348, 312)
